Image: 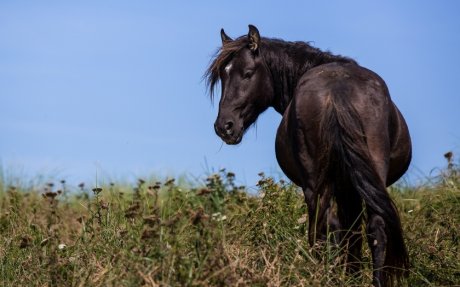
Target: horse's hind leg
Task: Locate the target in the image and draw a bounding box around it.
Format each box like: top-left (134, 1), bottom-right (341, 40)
top-left (326, 207), bottom-right (341, 245)
top-left (304, 188), bottom-right (325, 245)
top-left (303, 187), bottom-right (332, 246)
top-left (367, 213), bottom-right (387, 287)
top-left (336, 190), bottom-right (363, 275)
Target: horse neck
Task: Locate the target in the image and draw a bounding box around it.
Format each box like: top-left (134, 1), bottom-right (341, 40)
top-left (262, 40), bottom-right (355, 114)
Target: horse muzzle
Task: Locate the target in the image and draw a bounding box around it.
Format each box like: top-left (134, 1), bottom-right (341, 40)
top-left (214, 119), bottom-right (243, 145)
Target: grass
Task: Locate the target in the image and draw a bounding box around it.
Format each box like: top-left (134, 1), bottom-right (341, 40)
top-left (0, 163), bottom-right (459, 286)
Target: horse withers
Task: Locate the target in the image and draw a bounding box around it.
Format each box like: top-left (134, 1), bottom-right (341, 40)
top-left (205, 25), bottom-right (411, 287)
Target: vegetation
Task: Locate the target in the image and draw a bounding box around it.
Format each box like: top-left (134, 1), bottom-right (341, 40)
top-left (0, 156), bottom-right (459, 286)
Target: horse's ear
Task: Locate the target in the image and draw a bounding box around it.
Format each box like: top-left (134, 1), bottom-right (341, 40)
top-left (247, 24), bottom-right (260, 52)
top-left (220, 29), bottom-right (233, 45)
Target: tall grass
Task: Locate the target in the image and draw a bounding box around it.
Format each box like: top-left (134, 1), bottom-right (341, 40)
top-left (0, 161), bottom-right (459, 286)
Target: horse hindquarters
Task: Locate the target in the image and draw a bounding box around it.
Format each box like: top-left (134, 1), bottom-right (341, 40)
top-left (315, 92), bottom-right (408, 286)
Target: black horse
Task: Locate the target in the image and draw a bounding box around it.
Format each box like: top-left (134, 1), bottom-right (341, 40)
top-left (205, 25), bottom-right (411, 287)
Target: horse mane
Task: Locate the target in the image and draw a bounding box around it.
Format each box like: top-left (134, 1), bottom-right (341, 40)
top-left (205, 37), bottom-right (249, 101)
top-left (204, 36), bottom-right (357, 101)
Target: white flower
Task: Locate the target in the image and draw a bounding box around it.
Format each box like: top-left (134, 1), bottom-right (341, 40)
top-left (58, 243), bottom-right (67, 250)
top-left (212, 212), bottom-right (227, 221)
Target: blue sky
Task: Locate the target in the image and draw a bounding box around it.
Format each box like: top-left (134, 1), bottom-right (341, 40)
top-left (1, 1), bottom-right (459, 188)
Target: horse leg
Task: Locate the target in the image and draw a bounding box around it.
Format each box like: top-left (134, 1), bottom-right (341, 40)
top-left (336, 190), bottom-right (363, 275)
top-left (367, 213), bottom-right (387, 287)
top-left (326, 207), bottom-right (341, 245)
top-left (303, 187), bottom-right (330, 246)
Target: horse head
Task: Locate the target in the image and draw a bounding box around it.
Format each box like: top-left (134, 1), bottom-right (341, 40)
top-left (210, 25), bottom-right (274, 144)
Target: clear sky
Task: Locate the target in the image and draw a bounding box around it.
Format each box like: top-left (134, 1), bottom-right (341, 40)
top-left (1, 1), bottom-right (459, 188)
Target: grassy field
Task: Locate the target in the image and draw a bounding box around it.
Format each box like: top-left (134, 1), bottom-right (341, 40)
top-left (0, 161), bottom-right (459, 286)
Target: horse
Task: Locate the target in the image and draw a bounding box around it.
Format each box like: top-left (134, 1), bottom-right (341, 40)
top-left (205, 25), bottom-right (412, 287)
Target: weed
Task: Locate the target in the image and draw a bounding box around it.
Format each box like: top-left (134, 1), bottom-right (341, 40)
top-left (0, 156), bottom-right (458, 286)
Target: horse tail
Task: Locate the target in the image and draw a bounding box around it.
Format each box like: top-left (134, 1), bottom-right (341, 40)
top-left (315, 91), bottom-right (409, 284)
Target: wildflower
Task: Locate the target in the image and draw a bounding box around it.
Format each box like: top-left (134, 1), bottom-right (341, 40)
top-left (197, 188), bottom-right (212, 196)
top-left (100, 200), bottom-right (109, 209)
top-left (297, 214), bottom-right (307, 224)
top-left (165, 178), bottom-right (175, 186)
top-left (92, 187), bottom-right (102, 195)
top-left (19, 235), bottom-right (32, 248)
top-left (444, 151), bottom-right (454, 170)
top-left (43, 191), bottom-right (58, 199)
top-left (444, 151), bottom-right (453, 162)
top-left (58, 243), bottom-right (67, 250)
top-left (211, 212), bottom-right (227, 221)
top-left (125, 202), bottom-right (141, 218)
top-left (190, 208), bottom-right (208, 225)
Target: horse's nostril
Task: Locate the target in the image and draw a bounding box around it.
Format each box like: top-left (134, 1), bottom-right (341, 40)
top-left (224, 121), bottom-right (233, 130)
top-left (224, 121), bottom-right (233, 136)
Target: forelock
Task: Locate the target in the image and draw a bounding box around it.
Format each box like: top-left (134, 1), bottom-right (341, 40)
top-left (204, 37), bottom-right (248, 101)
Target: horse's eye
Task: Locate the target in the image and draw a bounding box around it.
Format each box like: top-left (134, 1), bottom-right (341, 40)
top-left (244, 70), bottom-right (254, 79)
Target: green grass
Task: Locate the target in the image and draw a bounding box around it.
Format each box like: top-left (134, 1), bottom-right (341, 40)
top-left (0, 166), bottom-right (459, 286)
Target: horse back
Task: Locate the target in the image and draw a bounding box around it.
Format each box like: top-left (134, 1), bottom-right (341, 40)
top-left (276, 62), bottom-right (411, 187)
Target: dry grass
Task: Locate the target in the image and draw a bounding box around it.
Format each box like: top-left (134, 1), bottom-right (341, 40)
top-left (0, 163), bottom-right (459, 286)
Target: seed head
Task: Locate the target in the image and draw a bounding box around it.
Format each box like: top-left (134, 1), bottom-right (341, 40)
top-left (196, 188), bottom-right (212, 196)
top-left (43, 191), bottom-right (58, 199)
top-left (92, 187), bottom-right (103, 195)
top-left (164, 178), bottom-right (175, 186)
